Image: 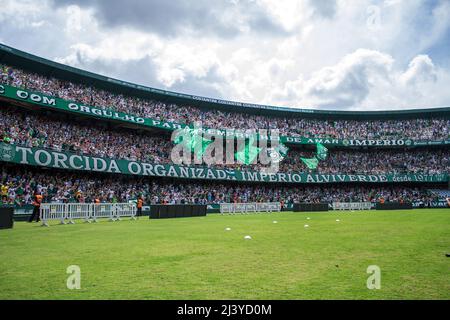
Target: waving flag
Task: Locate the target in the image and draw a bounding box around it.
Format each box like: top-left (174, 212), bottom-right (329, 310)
top-left (300, 143), bottom-right (328, 169)
top-left (316, 143), bottom-right (328, 161)
top-left (267, 142), bottom-right (289, 163)
top-left (300, 157), bottom-right (319, 170)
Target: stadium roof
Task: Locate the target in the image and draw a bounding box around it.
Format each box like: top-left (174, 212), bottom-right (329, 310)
top-left (1, 43), bottom-right (449, 120)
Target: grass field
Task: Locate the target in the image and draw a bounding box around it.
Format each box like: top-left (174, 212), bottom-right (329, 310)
top-left (0, 209), bottom-right (449, 300)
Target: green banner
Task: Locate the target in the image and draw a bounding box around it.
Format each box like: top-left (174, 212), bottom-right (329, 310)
top-left (0, 143), bottom-right (447, 184)
top-left (1, 83), bottom-right (449, 147)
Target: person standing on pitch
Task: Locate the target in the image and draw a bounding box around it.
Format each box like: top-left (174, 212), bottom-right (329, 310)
top-left (137, 196), bottom-right (143, 219)
top-left (28, 191), bottom-right (43, 223)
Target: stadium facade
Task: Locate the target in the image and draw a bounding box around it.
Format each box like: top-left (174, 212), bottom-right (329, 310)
top-left (0, 44), bottom-right (449, 215)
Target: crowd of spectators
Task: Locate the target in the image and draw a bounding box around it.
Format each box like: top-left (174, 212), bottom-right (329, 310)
top-left (1, 106), bottom-right (449, 174)
top-left (2, 64), bottom-right (449, 140)
top-left (284, 149), bottom-right (449, 175)
top-left (0, 106), bottom-right (171, 163)
top-left (0, 165), bottom-right (439, 206)
top-left (1, 64), bottom-right (448, 204)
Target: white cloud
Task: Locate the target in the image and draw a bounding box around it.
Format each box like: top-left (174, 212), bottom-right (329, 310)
top-left (0, 0), bottom-right (449, 110)
top-left (400, 55), bottom-right (437, 86)
top-left (300, 49), bottom-right (394, 108)
top-left (265, 50), bottom-right (449, 110)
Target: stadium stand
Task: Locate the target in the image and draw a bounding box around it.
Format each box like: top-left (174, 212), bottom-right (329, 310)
top-left (1, 106), bottom-right (448, 174)
top-left (0, 44), bottom-right (449, 210)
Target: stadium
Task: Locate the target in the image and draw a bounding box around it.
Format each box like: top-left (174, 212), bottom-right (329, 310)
top-left (0, 42), bottom-right (449, 301)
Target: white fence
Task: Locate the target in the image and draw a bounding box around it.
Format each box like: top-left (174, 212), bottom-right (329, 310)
top-left (220, 202), bottom-right (281, 214)
top-left (39, 203), bottom-right (137, 226)
top-left (332, 202), bottom-right (373, 211)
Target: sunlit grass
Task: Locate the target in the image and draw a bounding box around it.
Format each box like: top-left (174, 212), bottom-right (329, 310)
top-left (0, 209), bottom-right (449, 299)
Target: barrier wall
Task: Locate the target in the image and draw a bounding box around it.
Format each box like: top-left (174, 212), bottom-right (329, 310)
top-left (0, 206), bottom-right (14, 229)
top-left (293, 203), bottom-right (329, 212)
top-left (149, 205), bottom-right (207, 219)
top-left (220, 203), bottom-right (281, 214)
top-left (332, 202), bottom-right (373, 210)
top-left (375, 202), bottom-right (413, 210)
top-left (39, 203), bottom-right (136, 226)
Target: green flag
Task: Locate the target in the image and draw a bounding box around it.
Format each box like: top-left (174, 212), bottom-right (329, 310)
top-left (316, 143), bottom-right (328, 161)
top-left (235, 135), bottom-right (262, 165)
top-left (301, 157), bottom-right (319, 170)
top-left (267, 143), bottom-right (289, 163)
top-left (275, 142), bottom-right (289, 157)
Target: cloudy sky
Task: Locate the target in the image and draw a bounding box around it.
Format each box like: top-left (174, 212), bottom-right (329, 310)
top-left (1, 0), bottom-right (450, 110)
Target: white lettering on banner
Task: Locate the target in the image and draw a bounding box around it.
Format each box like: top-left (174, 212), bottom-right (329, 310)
top-left (92, 158), bottom-right (107, 171)
top-left (142, 163), bottom-right (154, 176)
top-left (179, 166), bottom-right (189, 178)
top-left (42, 96), bottom-right (56, 106)
top-left (346, 139), bottom-right (404, 146)
top-left (154, 165), bottom-right (166, 176)
top-left (54, 152), bottom-right (69, 169)
top-left (17, 90), bottom-right (28, 99)
top-left (35, 150), bottom-right (52, 166)
top-left (2, 144), bottom-right (447, 184)
top-left (217, 170), bottom-right (228, 180)
top-left (206, 169), bottom-right (215, 179)
top-left (92, 108), bottom-right (102, 116)
top-left (66, 102), bottom-right (145, 124)
top-left (68, 103), bottom-right (78, 110)
top-left (167, 165), bottom-right (178, 177)
top-left (69, 155), bottom-right (84, 170)
top-left (16, 90), bottom-right (56, 106)
top-left (107, 160), bottom-right (121, 173)
top-left (16, 146), bottom-right (32, 164)
top-left (80, 105), bottom-right (90, 113)
top-left (128, 162), bottom-right (141, 175)
top-left (84, 156), bottom-right (91, 170)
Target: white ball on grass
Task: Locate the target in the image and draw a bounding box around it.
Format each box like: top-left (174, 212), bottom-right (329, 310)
top-left (244, 235), bottom-right (252, 240)
top-left (304, 224), bottom-right (309, 228)
top-left (273, 221), bottom-right (278, 224)
top-left (306, 217), bottom-right (311, 220)
top-left (336, 219), bottom-right (340, 222)
top-left (225, 227), bottom-right (231, 231)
